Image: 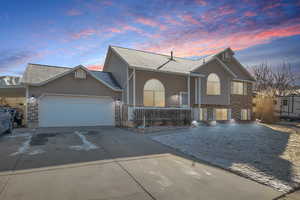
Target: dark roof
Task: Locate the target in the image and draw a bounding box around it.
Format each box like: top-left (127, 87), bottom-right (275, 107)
top-left (89, 71), bottom-right (121, 90)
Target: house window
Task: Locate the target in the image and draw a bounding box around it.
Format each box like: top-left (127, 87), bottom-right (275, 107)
top-left (216, 109), bottom-right (228, 120)
top-left (143, 79), bottom-right (165, 107)
top-left (231, 81), bottom-right (247, 95)
top-left (180, 92), bottom-right (188, 107)
top-left (241, 109), bottom-right (251, 120)
top-left (282, 99), bottom-right (288, 106)
top-left (207, 73), bottom-right (220, 95)
top-left (75, 69), bottom-right (86, 79)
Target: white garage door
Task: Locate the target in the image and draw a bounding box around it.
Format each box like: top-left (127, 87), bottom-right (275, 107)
top-left (39, 95), bottom-right (114, 127)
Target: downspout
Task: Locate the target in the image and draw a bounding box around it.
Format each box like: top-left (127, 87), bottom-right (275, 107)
top-left (133, 67), bottom-right (136, 108)
top-left (188, 74), bottom-right (190, 108)
top-left (292, 95), bottom-right (294, 114)
top-left (25, 84), bottom-right (29, 127)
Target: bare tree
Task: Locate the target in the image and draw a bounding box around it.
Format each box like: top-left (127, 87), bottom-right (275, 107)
top-left (250, 62), bottom-right (299, 122)
top-left (251, 62), bottom-right (298, 96)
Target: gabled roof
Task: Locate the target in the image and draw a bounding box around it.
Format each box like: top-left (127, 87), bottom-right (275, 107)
top-left (0, 76), bottom-right (24, 88)
top-left (22, 63), bottom-right (122, 91)
top-left (110, 46), bottom-right (196, 74)
top-left (22, 64), bottom-right (70, 85)
top-left (108, 46), bottom-right (254, 81)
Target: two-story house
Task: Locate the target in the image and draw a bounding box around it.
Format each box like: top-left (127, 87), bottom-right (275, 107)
top-left (104, 46), bottom-right (255, 126)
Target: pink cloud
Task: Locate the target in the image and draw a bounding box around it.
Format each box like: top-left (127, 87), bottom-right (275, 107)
top-left (71, 29), bottom-right (97, 39)
top-left (180, 15), bottom-right (201, 25)
top-left (102, 1), bottom-right (113, 6)
top-left (202, 6), bottom-right (235, 22)
top-left (218, 6), bottom-right (235, 16)
top-left (87, 65), bottom-right (103, 71)
top-left (244, 11), bottom-right (256, 17)
top-left (140, 22), bottom-right (300, 58)
top-left (136, 17), bottom-right (167, 30)
top-left (66, 9), bottom-right (82, 16)
top-left (195, 0), bottom-right (207, 6)
top-left (106, 25), bottom-right (144, 35)
top-left (164, 16), bottom-right (182, 26)
top-left (263, 2), bottom-right (281, 10)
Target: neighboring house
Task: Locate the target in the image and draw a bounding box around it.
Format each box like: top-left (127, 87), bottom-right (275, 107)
top-left (274, 95), bottom-right (300, 120)
top-left (3, 46), bottom-right (255, 128)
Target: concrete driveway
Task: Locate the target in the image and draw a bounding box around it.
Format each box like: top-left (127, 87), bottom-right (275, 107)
top-left (0, 127), bottom-right (281, 200)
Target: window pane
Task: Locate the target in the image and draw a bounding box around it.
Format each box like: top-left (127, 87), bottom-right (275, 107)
top-left (207, 74), bottom-right (220, 95)
top-left (144, 90), bottom-right (154, 106)
top-left (180, 92), bottom-right (188, 106)
top-left (216, 109), bottom-right (228, 120)
top-left (232, 82), bottom-right (244, 95)
top-left (243, 83), bottom-right (248, 95)
top-left (241, 109), bottom-right (248, 120)
top-left (154, 91), bottom-right (165, 107)
top-left (143, 79), bottom-right (165, 107)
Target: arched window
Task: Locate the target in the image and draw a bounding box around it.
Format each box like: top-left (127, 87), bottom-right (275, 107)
top-left (207, 73), bottom-right (220, 95)
top-left (143, 79), bottom-right (165, 107)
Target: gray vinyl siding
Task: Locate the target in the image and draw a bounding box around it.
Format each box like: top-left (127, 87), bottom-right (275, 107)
top-left (28, 72), bottom-right (121, 99)
top-left (194, 59), bottom-right (231, 105)
top-left (134, 70), bottom-right (188, 107)
top-left (104, 51), bottom-right (128, 103)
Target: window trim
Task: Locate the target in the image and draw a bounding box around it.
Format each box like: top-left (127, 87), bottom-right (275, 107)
top-left (206, 73), bottom-right (221, 95)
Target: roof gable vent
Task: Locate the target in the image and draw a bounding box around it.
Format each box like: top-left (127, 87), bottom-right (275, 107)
top-left (75, 68), bottom-right (86, 79)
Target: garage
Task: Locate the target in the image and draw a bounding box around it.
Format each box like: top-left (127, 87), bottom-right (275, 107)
top-left (39, 95), bottom-right (115, 127)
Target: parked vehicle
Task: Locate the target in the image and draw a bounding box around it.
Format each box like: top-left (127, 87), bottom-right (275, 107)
top-left (274, 95), bottom-right (300, 121)
top-left (0, 107), bottom-right (13, 135)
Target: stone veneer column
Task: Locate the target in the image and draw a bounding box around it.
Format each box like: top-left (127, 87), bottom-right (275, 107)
top-left (27, 101), bottom-right (38, 128)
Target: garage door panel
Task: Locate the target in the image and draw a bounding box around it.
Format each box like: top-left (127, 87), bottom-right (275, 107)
top-left (39, 96), bottom-right (114, 127)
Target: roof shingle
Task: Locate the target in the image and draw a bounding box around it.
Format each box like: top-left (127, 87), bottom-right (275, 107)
top-left (22, 64), bottom-right (121, 90)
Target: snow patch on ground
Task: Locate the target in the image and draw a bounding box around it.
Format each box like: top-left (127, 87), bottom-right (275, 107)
top-left (10, 135), bottom-right (32, 156)
top-left (10, 134), bottom-right (45, 156)
top-left (151, 123), bottom-right (300, 192)
top-left (6, 133), bottom-right (32, 138)
top-left (28, 149), bottom-right (45, 156)
top-left (70, 131), bottom-right (98, 151)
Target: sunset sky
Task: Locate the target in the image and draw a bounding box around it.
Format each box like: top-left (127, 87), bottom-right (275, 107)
top-left (1, 0), bottom-right (300, 75)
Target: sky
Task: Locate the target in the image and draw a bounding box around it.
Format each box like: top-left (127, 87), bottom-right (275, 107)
top-left (0, 0), bottom-right (300, 76)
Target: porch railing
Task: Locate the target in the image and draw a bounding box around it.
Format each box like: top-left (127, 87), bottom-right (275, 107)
top-left (133, 107), bottom-right (191, 127)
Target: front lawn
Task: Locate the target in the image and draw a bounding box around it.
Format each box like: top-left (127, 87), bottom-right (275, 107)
top-left (151, 123), bottom-right (300, 192)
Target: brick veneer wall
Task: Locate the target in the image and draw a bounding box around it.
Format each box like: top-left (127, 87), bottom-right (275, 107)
top-left (230, 83), bottom-right (253, 120)
top-left (27, 102), bottom-right (38, 128)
